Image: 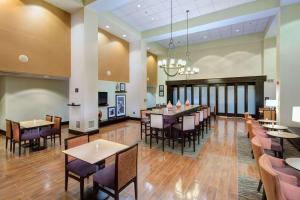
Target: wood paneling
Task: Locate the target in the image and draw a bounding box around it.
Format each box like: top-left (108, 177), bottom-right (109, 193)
top-left (0, 118), bottom-right (251, 200)
top-left (98, 29), bottom-right (129, 83)
top-left (147, 52), bottom-right (157, 87)
top-left (0, 0), bottom-right (71, 77)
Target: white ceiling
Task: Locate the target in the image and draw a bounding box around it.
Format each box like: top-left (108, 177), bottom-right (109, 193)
top-left (157, 16), bottom-right (271, 48)
top-left (111, 0), bottom-right (256, 31)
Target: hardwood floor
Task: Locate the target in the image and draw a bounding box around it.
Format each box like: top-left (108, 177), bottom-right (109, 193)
top-left (0, 117), bottom-right (253, 200)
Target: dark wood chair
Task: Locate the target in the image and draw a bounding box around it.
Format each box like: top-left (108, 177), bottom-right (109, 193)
top-left (140, 110), bottom-right (150, 142)
top-left (40, 115), bottom-right (53, 146)
top-left (5, 119), bottom-right (13, 151)
top-left (52, 116), bottom-right (62, 145)
top-left (203, 108), bottom-right (208, 134)
top-left (12, 121), bottom-right (40, 156)
top-left (149, 114), bottom-right (171, 151)
top-left (93, 144), bottom-right (138, 200)
top-left (64, 134), bottom-right (97, 200)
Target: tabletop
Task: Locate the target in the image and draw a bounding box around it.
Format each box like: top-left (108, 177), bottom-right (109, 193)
top-left (285, 158), bottom-right (300, 171)
top-left (62, 139), bottom-right (129, 164)
top-left (20, 119), bottom-right (54, 129)
top-left (266, 131), bottom-right (299, 139)
top-left (262, 124), bottom-right (288, 130)
top-left (146, 105), bottom-right (201, 117)
top-left (257, 119), bottom-right (278, 124)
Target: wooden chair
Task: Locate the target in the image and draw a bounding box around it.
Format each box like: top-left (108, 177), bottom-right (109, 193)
top-left (173, 115), bottom-right (196, 155)
top-left (5, 119), bottom-right (13, 151)
top-left (93, 144), bottom-right (138, 200)
top-left (52, 116), bottom-right (62, 145)
top-left (149, 114), bottom-right (171, 152)
top-left (207, 107), bottom-right (211, 129)
top-left (203, 108), bottom-right (208, 133)
top-left (263, 109), bottom-right (276, 120)
top-left (198, 110), bottom-right (205, 139)
top-left (140, 110), bottom-right (150, 142)
top-left (40, 115), bottom-right (54, 146)
top-left (12, 121), bottom-right (40, 156)
top-left (64, 134), bottom-right (97, 200)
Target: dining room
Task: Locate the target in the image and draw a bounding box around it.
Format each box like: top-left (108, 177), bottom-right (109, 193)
top-left (1, 0), bottom-right (300, 200)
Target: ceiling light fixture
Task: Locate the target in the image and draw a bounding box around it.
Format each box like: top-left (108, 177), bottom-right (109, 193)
top-left (203, 35), bottom-right (208, 39)
top-left (158, 0), bottom-right (186, 77)
top-left (178, 10), bottom-right (199, 76)
top-left (105, 25), bottom-right (110, 29)
top-left (122, 34), bottom-right (127, 38)
top-left (137, 4), bottom-right (141, 8)
top-left (235, 29), bottom-right (240, 32)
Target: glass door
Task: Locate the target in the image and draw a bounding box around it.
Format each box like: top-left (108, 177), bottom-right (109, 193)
top-left (237, 85), bottom-right (245, 115)
top-left (217, 85), bottom-right (225, 115)
top-left (201, 86), bottom-right (208, 106)
top-left (227, 85), bottom-right (235, 115)
top-left (209, 86), bottom-right (216, 113)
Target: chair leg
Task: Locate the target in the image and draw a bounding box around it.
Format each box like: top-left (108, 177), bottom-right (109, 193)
top-left (150, 128), bottom-right (152, 149)
top-left (162, 130), bottom-right (165, 152)
top-left (193, 131), bottom-right (196, 152)
top-left (80, 178), bottom-right (84, 200)
top-left (115, 192), bottom-right (119, 200)
top-left (134, 178), bottom-right (138, 200)
top-left (93, 181), bottom-right (98, 195)
top-left (59, 133), bottom-right (62, 145)
top-left (257, 179), bottom-right (262, 192)
top-left (65, 171), bottom-right (69, 191)
top-left (140, 122), bottom-right (143, 140)
top-left (181, 133), bottom-right (184, 155)
top-left (13, 142), bottom-right (15, 154)
top-left (19, 142), bottom-right (21, 156)
top-left (10, 139), bottom-right (13, 152)
top-left (6, 138), bottom-right (8, 149)
top-left (262, 188), bottom-right (266, 200)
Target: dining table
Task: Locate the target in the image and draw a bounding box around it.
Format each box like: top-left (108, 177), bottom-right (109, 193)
top-left (146, 105), bottom-right (201, 118)
top-left (285, 158), bottom-right (300, 171)
top-left (63, 139), bottom-right (129, 199)
top-left (257, 119), bottom-right (279, 124)
top-left (262, 124), bottom-right (289, 131)
top-left (266, 131), bottom-right (299, 155)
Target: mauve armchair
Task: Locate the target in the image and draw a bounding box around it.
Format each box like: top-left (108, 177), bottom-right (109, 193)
top-left (259, 154), bottom-right (300, 200)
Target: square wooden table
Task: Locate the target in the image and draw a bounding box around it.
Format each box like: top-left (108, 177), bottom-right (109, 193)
top-left (62, 139), bottom-right (129, 164)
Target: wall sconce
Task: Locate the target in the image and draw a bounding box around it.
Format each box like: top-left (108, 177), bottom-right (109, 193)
top-left (106, 70), bottom-right (111, 76)
top-left (18, 54), bottom-right (29, 63)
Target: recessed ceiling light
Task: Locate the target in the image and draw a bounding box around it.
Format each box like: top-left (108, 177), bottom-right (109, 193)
top-left (203, 35), bottom-right (208, 39)
top-left (147, 47), bottom-right (150, 50)
top-left (137, 4), bottom-right (141, 8)
top-left (151, 17), bottom-right (155, 21)
top-left (235, 29), bottom-right (240, 32)
top-left (122, 34), bottom-right (127, 38)
top-left (105, 25), bottom-right (110, 29)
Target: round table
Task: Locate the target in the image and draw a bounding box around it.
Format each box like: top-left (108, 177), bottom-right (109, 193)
top-left (266, 131), bottom-right (299, 158)
top-left (257, 119), bottom-right (278, 124)
top-left (262, 124), bottom-right (288, 131)
top-left (285, 158), bottom-right (300, 171)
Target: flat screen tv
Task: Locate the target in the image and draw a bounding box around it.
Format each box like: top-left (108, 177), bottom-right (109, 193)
top-left (98, 92), bottom-right (108, 106)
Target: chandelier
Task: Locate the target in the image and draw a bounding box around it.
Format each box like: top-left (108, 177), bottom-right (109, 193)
top-left (158, 0), bottom-right (186, 77)
top-left (178, 10), bottom-right (199, 75)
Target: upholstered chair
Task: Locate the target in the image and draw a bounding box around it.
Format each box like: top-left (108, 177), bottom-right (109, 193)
top-left (207, 107), bottom-right (211, 129)
top-left (149, 114), bottom-right (171, 151)
top-left (64, 134), bottom-right (97, 200)
top-left (52, 116), bottom-right (62, 145)
top-left (5, 119), bottom-right (13, 151)
top-left (194, 112), bottom-right (201, 144)
top-left (203, 108), bottom-right (208, 133)
top-left (259, 154), bottom-right (300, 200)
top-left (40, 115), bottom-right (54, 146)
top-left (173, 115), bottom-right (196, 155)
top-left (199, 110), bottom-right (204, 139)
top-left (12, 121), bottom-right (40, 156)
top-left (140, 110), bottom-right (150, 142)
top-left (93, 144), bottom-right (138, 200)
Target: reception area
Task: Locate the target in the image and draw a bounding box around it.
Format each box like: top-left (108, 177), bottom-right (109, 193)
top-left (1, 0), bottom-right (300, 200)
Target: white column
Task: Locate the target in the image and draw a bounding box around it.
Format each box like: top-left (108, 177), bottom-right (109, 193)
top-left (69, 8), bottom-right (99, 133)
top-left (127, 40), bottom-right (147, 118)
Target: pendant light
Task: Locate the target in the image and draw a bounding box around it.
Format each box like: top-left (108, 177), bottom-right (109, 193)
top-left (178, 10), bottom-right (199, 75)
top-left (157, 0), bottom-right (186, 77)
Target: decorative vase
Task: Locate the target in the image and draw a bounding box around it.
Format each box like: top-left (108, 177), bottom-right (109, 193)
top-left (176, 100), bottom-right (181, 108)
top-left (185, 99), bottom-right (190, 106)
top-left (167, 101), bottom-right (173, 109)
top-left (98, 111), bottom-right (102, 121)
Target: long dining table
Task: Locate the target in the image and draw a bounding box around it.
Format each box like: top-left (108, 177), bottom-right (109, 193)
top-left (146, 105), bottom-right (202, 118)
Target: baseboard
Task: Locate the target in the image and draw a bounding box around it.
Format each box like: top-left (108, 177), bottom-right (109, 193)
top-left (0, 129), bottom-right (5, 136)
top-left (99, 116), bottom-right (130, 127)
top-left (68, 129), bottom-right (99, 136)
top-left (128, 117), bottom-right (141, 121)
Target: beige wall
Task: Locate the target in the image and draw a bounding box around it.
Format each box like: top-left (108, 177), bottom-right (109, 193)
top-left (263, 37), bottom-right (277, 100)
top-left (167, 33), bottom-right (264, 81)
top-left (0, 0), bottom-right (71, 77)
top-left (279, 3), bottom-right (300, 127)
top-left (0, 76), bottom-right (69, 130)
top-left (98, 29), bottom-right (129, 82)
top-left (147, 52), bottom-right (157, 87)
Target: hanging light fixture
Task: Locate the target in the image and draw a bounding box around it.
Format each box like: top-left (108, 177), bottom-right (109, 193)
top-left (178, 10), bottom-right (199, 75)
top-left (158, 0), bottom-right (186, 77)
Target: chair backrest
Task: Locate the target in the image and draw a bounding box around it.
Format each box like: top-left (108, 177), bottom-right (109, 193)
top-left (11, 121), bottom-right (21, 142)
top-left (140, 110), bottom-right (148, 119)
top-left (150, 114), bottom-right (163, 129)
top-left (45, 115), bottom-right (53, 122)
top-left (5, 119), bottom-right (12, 139)
top-left (263, 110), bottom-right (276, 120)
top-left (246, 121), bottom-right (255, 139)
top-left (203, 109), bottom-right (208, 119)
top-left (244, 112), bottom-right (249, 119)
top-left (53, 116), bottom-right (62, 130)
top-left (116, 144), bottom-right (138, 190)
top-left (183, 115), bottom-right (195, 131)
top-left (64, 134), bottom-right (89, 163)
top-left (207, 107), bottom-right (211, 117)
top-left (251, 136), bottom-right (265, 179)
top-left (194, 112), bottom-right (200, 126)
top-left (199, 110), bottom-right (204, 122)
top-left (259, 154), bottom-right (285, 200)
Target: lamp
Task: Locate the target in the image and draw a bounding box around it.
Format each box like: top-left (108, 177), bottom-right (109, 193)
top-left (292, 107), bottom-right (300, 122)
top-left (266, 100), bottom-right (278, 107)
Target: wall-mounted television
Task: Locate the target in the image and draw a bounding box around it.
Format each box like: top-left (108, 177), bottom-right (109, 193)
top-left (98, 92), bottom-right (108, 106)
